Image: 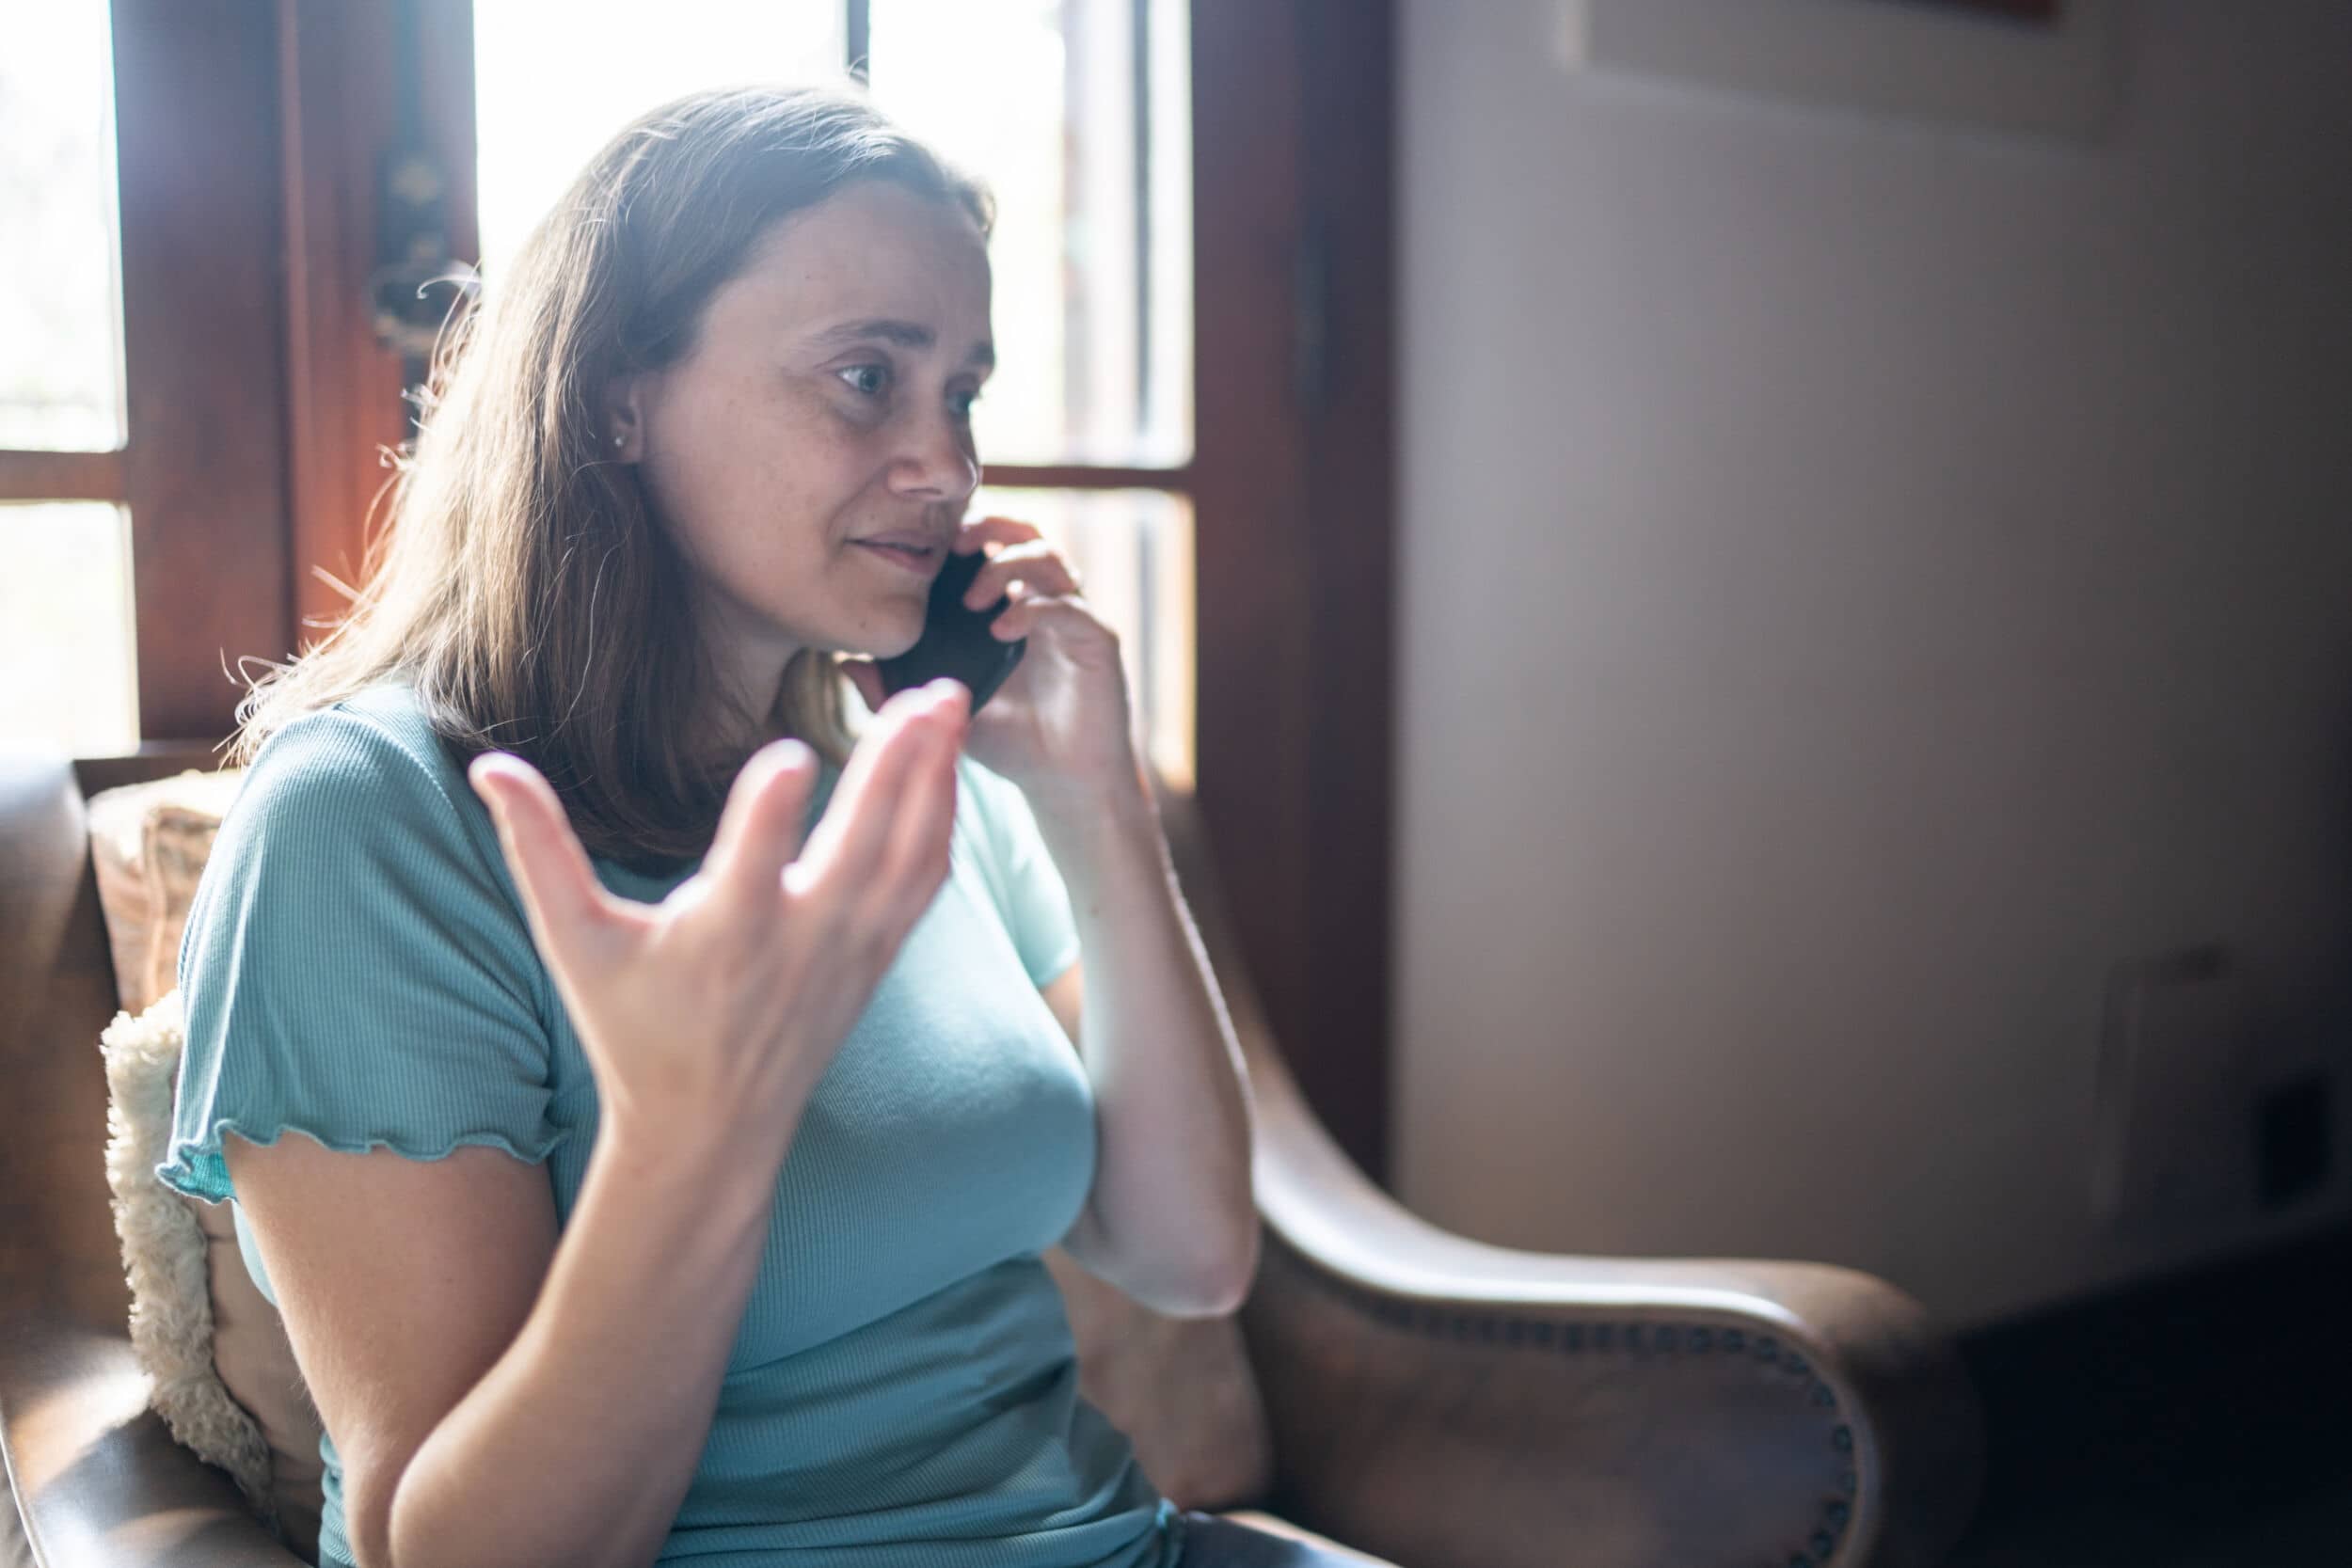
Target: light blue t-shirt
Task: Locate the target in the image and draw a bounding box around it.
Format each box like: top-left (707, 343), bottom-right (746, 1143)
top-left (159, 682), bottom-right (1186, 1568)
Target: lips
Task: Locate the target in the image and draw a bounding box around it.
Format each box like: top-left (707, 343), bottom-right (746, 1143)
top-left (854, 526), bottom-right (949, 550)
top-left (851, 534), bottom-right (946, 576)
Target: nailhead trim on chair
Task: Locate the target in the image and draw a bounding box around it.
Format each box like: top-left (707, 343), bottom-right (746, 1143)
top-left (1281, 1249), bottom-right (1867, 1568)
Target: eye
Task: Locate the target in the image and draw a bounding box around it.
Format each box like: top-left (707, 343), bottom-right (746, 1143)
top-left (837, 363), bottom-right (891, 398)
top-left (949, 386), bottom-right (983, 420)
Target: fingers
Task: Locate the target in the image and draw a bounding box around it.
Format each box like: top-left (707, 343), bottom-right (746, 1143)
top-left (962, 539), bottom-right (1079, 611)
top-left (469, 752), bottom-right (633, 971)
top-left (953, 514), bottom-right (1043, 556)
top-left (989, 591), bottom-right (1115, 646)
top-left (874, 695), bottom-right (964, 922)
top-left (701, 738), bottom-right (818, 911)
top-left (797, 680), bottom-right (967, 889)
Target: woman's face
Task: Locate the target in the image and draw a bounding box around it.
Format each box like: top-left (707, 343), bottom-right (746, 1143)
top-left (615, 179), bottom-right (993, 710)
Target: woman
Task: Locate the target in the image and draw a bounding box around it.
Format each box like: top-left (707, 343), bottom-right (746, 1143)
top-left (161, 86), bottom-right (1390, 1568)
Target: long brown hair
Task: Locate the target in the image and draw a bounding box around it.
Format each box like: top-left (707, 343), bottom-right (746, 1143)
top-left (228, 85), bottom-right (992, 874)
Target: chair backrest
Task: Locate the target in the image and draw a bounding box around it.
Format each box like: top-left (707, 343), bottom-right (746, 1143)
top-left (2, 744), bottom-right (299, 1567)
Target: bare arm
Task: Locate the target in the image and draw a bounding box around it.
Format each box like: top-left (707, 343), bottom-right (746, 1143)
top-left (905, 512), bottom-right (1255, 1317)
top-left (1038, 799), bottom-right (1258, 1318)
top-left (227, 1113), bottom-right (797, 1568)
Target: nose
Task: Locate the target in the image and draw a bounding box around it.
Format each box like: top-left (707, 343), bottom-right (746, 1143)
top-left (883, 404), bottom-right (979, 507)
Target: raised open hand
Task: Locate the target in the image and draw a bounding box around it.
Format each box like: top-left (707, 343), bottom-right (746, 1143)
top-left (466, 678), bottom-right (973, 1150)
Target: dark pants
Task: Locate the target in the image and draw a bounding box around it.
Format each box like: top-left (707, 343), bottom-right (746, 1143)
top-left (1172, 1511), bottom-right (1399, 1567)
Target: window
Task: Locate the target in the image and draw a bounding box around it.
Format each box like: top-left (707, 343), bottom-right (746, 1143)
top-left (471, 2), bottom-right (846, 277)
top-left (8, 2), bottom-right (1393, 1170)
top-left (4, 0), bottom-right (292, 752)
top-left (0, 4), bottom-right (137, 754)
top-left (866, 0), bottom-right (1192, 468)
top-left (469, 0), bottom-right (1197, 783)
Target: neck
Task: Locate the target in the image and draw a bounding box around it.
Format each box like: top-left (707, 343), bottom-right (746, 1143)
top-left (690, 593), bottom-right (803, 768)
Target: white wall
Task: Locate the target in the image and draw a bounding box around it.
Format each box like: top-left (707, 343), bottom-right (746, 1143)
top-left (1391, 0), bottom-right (2352, 1331)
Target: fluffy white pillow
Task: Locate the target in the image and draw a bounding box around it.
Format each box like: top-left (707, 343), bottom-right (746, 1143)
top-left (100, 990), bottom-right (319, 1558)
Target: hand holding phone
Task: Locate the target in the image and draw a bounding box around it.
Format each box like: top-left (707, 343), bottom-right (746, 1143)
top-left (873, 546), bottom-right (1026, 713)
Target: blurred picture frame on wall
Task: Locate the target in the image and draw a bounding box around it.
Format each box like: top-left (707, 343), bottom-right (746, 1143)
top-left (1554, 0), bottom-right (2121, 141)
top-left (1874, 0), bottom-right (2060, 24)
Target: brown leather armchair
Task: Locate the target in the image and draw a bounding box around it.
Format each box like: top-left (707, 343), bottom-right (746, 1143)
top-left (1, 746), bottom-right (1982, 1568)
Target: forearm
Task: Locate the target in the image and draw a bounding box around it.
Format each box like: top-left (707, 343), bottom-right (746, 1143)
top-left (1038, 785), bottom-right (1257, 1313)
top-left (387, 1117), bottom-right (795, 1568)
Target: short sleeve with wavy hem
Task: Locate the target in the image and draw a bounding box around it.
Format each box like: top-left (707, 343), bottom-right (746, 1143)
top-left (158, 698), bottom-right (566, 1207)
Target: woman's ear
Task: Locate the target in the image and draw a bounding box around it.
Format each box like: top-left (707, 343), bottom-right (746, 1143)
top-left (601, 373), bottom-right (646, 462)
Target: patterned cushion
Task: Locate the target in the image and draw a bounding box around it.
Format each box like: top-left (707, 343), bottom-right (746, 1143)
top-left (86, 768), bottom-right (243, 1017)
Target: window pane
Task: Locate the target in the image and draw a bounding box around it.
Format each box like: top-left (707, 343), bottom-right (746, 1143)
top-left (871, 0), bottom-right (1193, 467)
top-left (0, 5), bottom-right (126, 451)
top-left (472, 1), bottom-right (847, 278)
top-left (0, 503), bottom-right (138, 753)
top-left (975, 487), bottom-right (1193, 788)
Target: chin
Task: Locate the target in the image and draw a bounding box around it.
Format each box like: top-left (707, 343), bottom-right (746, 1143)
top-left (835, 610), bottom-right (928, 662)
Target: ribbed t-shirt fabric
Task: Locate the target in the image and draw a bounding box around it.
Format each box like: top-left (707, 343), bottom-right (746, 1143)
top-left (158, 681), bottom-right (1186, 1568)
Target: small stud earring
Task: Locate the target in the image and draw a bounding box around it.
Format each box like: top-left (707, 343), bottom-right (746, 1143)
top-left (612, 435), bottom-right (625, 449)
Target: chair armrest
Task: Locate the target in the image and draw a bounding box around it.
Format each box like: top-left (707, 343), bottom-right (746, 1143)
top-left (1, 1329), bottom-right (302, 1568)
top-left (1, 752), bottom-right (306, 1568)
top-left (1151, 782), bottom-right (1981, 1567)
top-left (1236, 1038), bottom-right (1983, 1568)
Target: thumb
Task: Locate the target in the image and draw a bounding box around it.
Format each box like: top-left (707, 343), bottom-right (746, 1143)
top-left (468, 752), bottom-right (628, 971)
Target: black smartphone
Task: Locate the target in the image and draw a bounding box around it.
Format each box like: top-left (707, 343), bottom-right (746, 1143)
top-left (874, 546), bottom-right (1026, 713)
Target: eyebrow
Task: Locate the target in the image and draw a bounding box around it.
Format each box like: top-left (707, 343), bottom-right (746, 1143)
top-left (813, 317), bottom-right (994, 371)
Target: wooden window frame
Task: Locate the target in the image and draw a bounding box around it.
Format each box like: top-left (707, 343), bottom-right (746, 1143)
top-left (2, 1), bottom-right (293, 744)
top-left (14, 0), bottom-right (1397, 1180)
top-left (1188, 2), bottom-right (1395, 1178)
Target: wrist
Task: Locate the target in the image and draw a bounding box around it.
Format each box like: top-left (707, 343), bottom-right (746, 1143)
top-left (1025, 732), bottom-right (1153, 826)
top-left (1034, 784), bottom-right (1168, 903)
top-left (596, 1091), bottom-right (806, 1193)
